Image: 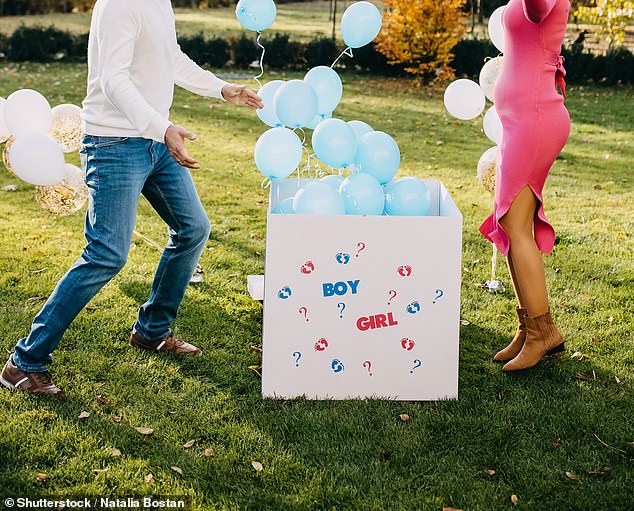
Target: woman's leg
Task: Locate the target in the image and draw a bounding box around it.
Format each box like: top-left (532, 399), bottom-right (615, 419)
top-left (499, 186), bottom-right (549, 317)
top-left (507, 254), bottom-right (526, 308)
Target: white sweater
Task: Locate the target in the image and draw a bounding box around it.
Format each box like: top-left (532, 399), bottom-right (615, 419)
top-left (81, 0), bottom-right (228, 143)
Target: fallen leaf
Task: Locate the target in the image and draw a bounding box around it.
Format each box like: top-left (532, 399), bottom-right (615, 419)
top-left (588, 467), bottom-right (610, 477)
top-left (93, 468), bottom-right (109, 474)
top-left (486, 469), bottom-right (496, 476)
top-left (627, 442), bottom-right (634, 449)
top-left (78, 411), bottom-right (91, 420)
top-left (565, 471), bottom-right (579, 480)
top-left (228, 273), bottom-right (240, 278)
top-left (553, 438), bottom-right (562, 448)
top-left (135, 427), bottom-right (154, 435)
top-left (111, 415), bottom-right (122, 423)
top-left (581, 294), bottom-right (592, 301)
top-left (144, 473), bottom-right (154, 484)
top-left (110, 448), bottom-right (121, 457)
top-left (251, 460), bottom-right (264, 472)
top-left (443, 508), bottom-right (462, 511)
top-left (460, 319), bottom-right (470, 326)
top-left (29, 267), bottom-right (48, 274)
top-left (511, 494), bottom-right (519, 505)
top-left (591, 337), bottom-right (602, 343)
top-left (576, 372), bottom-right (595, 382)
top-left (95, 395), bottom-right (110, 406)
top-left (615, 376), bottom-right (623, 386)
top-left (202, 448), bottom-right (215, 458)
top-left (170, 466), bottom-right (183, 475)
top-left (183, 440), bottom-right (196, 449)
top-left (36, 473), bottom-right (49, 482)
top-left (571, 351), bottom-right (588, 361)
top-left (399, 414), bottom-right (411, 422)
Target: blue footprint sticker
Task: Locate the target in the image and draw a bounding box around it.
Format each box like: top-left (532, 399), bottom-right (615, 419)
top-left (331, 359), bottom-right (345, 373)
top-left (278, 286), bottom-right (292, 300)
top-left (335, 252), bottom-right (351, 265)
top-left (406, 301), bottom-right (421, 314)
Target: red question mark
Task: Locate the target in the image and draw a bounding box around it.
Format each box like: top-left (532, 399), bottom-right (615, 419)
top-left (355, 242), bottom-right (366, 258)
top-left (298, 306), bottom-right (309, 322)
top-left (388, 289), bottom-right (397, 305)
top-left (363, 360), bottom-right (373, 376)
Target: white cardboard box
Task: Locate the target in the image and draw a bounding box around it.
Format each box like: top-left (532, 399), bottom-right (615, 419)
top-left (261, 178), bottom-right (463, 400)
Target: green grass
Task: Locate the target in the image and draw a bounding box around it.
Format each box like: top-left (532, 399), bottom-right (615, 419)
top-left (0, 2), bottom-right (342, 41)
top-left (0, 61), bottom-right (633, 510)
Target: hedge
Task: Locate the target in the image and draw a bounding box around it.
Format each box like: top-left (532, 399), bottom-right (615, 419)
top-left (0, 25), bottom-right (632, 85)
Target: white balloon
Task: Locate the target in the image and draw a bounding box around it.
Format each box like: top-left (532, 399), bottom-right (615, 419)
top-left (477, 146), bottom-right (498, 194)
top-left (483, 106), bottom-right (503, 145)
top-left (0, 98), bottom-right (10, 143)
top-left (479, 56), bottom-right (504, 102)
top-left (444, 79), bottom-right (486, 120)
top-left (488, 6), bottom-right (506, 54)
top-left (4, 89), bottom-right (52, 139)
top-left (50, 104), bottom-right (83, 153)
top-left (9, 133), bottom-right (65, 186)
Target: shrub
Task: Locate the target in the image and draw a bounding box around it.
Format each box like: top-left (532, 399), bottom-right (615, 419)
top-left (451, 38), bottom-right (497, 79)
top-left (352, 43), bottom-right (403, 76)
top-left (305, 37), bottom-right (338, 68)
top-left (604, 46), bottom-right (634, 84)
top-left (177, 34), bottom-right (229, 68)
top-left (233, 34), bottom-right (259, 68)
top-left (7, 25), bottom-right (75, 62)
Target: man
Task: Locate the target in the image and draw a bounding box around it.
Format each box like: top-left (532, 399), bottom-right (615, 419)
top-left (0, 0), bottom-right (263, 396)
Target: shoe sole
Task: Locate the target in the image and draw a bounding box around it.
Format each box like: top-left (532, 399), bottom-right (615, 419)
top-left (495, 343), bottom-right (565, 364)
top-left (0, 374), bottom-right (16, 390)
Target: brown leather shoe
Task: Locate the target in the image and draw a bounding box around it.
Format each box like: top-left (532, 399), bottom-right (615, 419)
top-left (0, 356), bottom-right (65, 396)
top-left (493, 307), bottom-right (527, 362)
top-left (130, 330), bottom-right (202, 356)
top-left (503, 310), bottom-right (565, 372)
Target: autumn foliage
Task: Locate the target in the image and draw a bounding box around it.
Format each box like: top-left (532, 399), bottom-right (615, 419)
top-left (376, 0), bottom-right (467, 82)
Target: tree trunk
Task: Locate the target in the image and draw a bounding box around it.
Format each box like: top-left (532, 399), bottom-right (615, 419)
top-left (478, 0), bottom-right (484, 24)
top-left (332, 0), bottom-right (338, 40)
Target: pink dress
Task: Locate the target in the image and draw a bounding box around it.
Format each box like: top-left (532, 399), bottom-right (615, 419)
top-left (480, 0), bottom-right (571, 256)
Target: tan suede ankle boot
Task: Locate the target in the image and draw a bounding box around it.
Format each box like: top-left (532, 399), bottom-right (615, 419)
top-left (493, 307), bottom-right (527, 362)
top-left (503, 310), bottom-right (565, 372)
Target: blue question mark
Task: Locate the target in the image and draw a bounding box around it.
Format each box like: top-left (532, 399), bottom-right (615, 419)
top-left (292, 351), bottom-right (302, 367)
top-left (410, 359), bottom-right (422, 374)
top-left (433, 289), bottom-right (444, 304)
top-left (337, 302), bottom-right (346, 319)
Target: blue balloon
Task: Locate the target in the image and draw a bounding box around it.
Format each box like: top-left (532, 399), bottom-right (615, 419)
top-left (257, 80), bottom-right (284, 127)
top-left (339, 172), bottom-right (385, 216)
top-left (312, 118), bottom-right (357, 169)
top-left (304, 66), bottom-right (343, 116)
top-left (254, 127), bottom-right (303, 180)
top-left (307, 111), bottom-right (332, 130)
top-left (271, 197), bottom-right (295, 214)
top-left (274, 80), bottom-right (318, 129)
top-left (356, 130), bottom-right (400, 184)
top-left (347, 120), bottom-right (373, 142)
top-left (293, 181), bottom-right (345, 215)
top-left (340, 1), bottom-right (383, 49)
top-left (320, 174), bottom-right (345, 190)
top-left (235, 0), bottom-right (277, 32)
top-left (385, 177), bottom-right (432, 216)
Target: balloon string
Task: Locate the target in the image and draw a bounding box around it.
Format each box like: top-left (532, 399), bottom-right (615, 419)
top-left (261, 177), bottom-right (271, 189)
top-left (331, 47), bottom-right (353, 68)
top-left (254, 31), bottom-right (266, 91)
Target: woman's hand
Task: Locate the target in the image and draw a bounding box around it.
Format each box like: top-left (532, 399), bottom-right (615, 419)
top-left (164, 124), bottom-right (200, 169)
top-left (221, 84), bottom-right (264, 110)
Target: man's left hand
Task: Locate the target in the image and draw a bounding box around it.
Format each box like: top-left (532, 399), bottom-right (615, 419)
top-left (221, 84), bottom-right (264, 110)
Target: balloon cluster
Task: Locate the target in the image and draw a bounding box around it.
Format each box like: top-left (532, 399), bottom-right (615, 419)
top-left (442, 4), bottom-right (507, 195)
top-left (0, 89), bottom-right (88, 215)
top-left (242, 1), bottom-right (432, 217)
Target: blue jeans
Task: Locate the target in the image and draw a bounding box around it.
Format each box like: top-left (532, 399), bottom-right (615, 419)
top-left (12, 135), bottom-right (211, 373)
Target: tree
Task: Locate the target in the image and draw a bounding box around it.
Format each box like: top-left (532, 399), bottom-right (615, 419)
top-left (376, 0), bottom-right (467, 82)
top-left (575, 0), bottom-right (634, 48)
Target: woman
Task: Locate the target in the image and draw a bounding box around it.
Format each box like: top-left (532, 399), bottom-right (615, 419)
top-left (479, 0), bottom-right (570, 371)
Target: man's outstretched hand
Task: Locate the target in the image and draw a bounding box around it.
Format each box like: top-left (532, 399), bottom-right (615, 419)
top-left (221, 84), bottom-right (264, 110)
top-left (165, 124), bottom-right (200, 169)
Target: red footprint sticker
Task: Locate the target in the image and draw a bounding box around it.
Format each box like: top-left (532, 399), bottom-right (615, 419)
top-left (300, 261), bottom-right (315, 274)
top-left (397, 265), bottom-right (413, 277)
top-left (314, 338), bottom-right (329, 351)
top-left (401, 338), bottom-right (415, 351)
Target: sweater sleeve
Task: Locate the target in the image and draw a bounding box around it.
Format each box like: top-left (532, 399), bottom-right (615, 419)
top-left (522, 0), bottom-right (557, 24)
top-left (173, 47), bottom-right (229, 100)
top-left (97, 3), bottom-right (171, 143)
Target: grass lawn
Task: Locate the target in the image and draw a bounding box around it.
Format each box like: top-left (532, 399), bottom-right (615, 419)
top-left (0, 60), bottom-right (633, 510)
